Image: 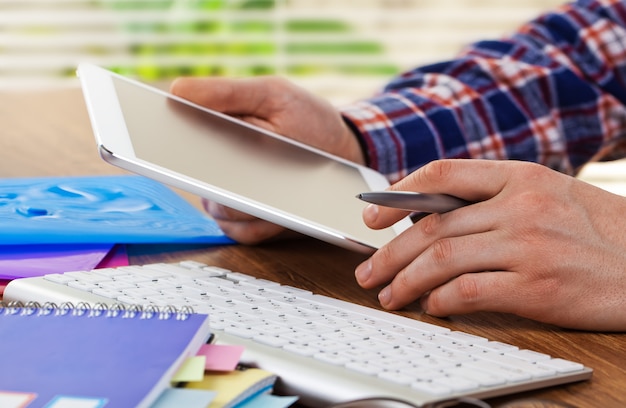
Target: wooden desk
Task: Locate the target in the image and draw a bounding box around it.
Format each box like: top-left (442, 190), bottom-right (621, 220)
top-left (1, 88), bottom-right (623, 408)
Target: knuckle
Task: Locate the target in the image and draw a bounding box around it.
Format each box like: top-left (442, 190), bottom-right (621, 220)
top-left (423, 290), bottom-right (443, 314)
top-left (510, 189), bottom-right (549, 212)
top-left (430, 238), bottom-right (454, 267)
top-left (527, 275), bottom-right (560, 300)
top-left (374, 243), bottom-right (396, 269)
top-left (419, 160), bottom-right (455, 185)
top-left (395, 267), bottom-right (413, 289)
top-left (506, 191), bottom-right (570, 236)
top-left (416, 213), bottom-right (443, 237)
top-left (455, 275), bottom-right (481, 304)
top-left (504, 192), bottom-right (546, 226)
top-left (517, 160), bottom-right (552, 180)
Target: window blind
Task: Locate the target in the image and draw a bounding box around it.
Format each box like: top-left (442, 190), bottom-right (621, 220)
top-left (1, 0), bottom-right (563, 102)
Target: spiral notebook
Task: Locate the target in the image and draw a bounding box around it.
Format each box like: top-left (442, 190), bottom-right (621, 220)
top-left (0, 302), bottom-right (211, 408)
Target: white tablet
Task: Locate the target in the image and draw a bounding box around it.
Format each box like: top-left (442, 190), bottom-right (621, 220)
top-left (77, 63), bottom-right (412, 253)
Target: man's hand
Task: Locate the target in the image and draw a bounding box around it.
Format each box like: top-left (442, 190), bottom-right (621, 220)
top-left (356, 159), bottom-right (626, 331)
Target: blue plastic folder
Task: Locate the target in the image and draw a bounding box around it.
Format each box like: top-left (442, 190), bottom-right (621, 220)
top-left (0, 175), bottom-right (234, 245)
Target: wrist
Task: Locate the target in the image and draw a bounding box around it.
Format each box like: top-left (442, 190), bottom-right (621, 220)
top-left (340, 116), bottom-right (368, 166)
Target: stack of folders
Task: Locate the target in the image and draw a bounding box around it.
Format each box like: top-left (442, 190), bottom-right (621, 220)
top-left (0, 302), bottom-right (294, 408)
top-left (0, 175), bottom-right (233, 285)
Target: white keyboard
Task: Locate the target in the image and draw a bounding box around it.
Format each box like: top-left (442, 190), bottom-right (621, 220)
top-left (3, 260), bottom-right (592, 407)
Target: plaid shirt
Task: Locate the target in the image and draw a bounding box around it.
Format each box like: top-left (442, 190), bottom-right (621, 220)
top-left (341, 0), bottom-right (626, 183)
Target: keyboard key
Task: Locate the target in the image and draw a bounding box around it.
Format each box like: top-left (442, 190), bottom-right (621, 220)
top-left (64, 271), bottom-right (110, 283)
top-left (475, 341), bottom-right (519, 353)
top-left (444, 365), bottom-right (507, 387)
top-left (92, 288), bottom-right (123, 299)
top-left (223, 325), bottom-right (256, 339)
top-left (506, 349), bottom-right (552, 362)
top-left (465, 360), bottom-right (532, 383)
top-left (283, 343), bottom-right (319, 357)
top-left (254, 334), bottom-right (289, 348)
top-left (433, 374), bottom-right (480, 392)
top-left (345, 361), bottom-right (384, 376)
top-left (98, 280), bottom-right (137, 291)
top-left (411, 380), bottom-right (453, 396)
top-left (378, 371), bottom-right (415, 385)
top-left (178, 260), bottom-right (210, 269)
top-left (313, 351), bottom-right (351, 366)
top-left (440, 331), bottom-right (489, 344)
top-left (43, 273), bottom-right (76, 284)
top-left (67, 281), bottom-right (98, 291)
top-left (538, 358), bottom-right (585, 373)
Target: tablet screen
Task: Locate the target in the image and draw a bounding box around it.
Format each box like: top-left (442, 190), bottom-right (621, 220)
top-left (110, 76), bottom-right (400, 249)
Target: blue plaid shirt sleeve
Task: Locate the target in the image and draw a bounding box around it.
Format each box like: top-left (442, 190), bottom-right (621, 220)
top-left (341, 0), bottom-right (626, 183)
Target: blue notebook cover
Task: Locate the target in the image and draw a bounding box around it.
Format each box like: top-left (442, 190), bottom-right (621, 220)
top-left (0, 175), bottom-right (234, 245)
top-left (0, 303), bottom-right (212, 408)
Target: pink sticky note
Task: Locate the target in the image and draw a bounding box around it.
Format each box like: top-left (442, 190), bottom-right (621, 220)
top-left (197, 344), bottom-right (245, 372)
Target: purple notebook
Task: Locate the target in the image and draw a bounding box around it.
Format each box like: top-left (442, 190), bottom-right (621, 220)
top-left (0, 303), bottom-right (211, 408)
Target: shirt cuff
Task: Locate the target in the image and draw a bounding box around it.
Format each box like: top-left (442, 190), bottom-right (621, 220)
top-left (340, 100), bottom-right (407, 183)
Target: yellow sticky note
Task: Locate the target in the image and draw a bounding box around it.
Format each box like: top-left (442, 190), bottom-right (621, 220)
top-left (185, 368), bottom-right (276, 408)
top-left (171, 356), bottom-right (206, 383)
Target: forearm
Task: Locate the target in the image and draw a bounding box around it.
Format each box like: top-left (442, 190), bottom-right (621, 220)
top-left (342, 0), bottom-right (626, 182)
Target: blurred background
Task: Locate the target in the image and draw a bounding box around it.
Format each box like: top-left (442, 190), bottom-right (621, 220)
top-left (0, 0), bottom-right (563, 102)
top-left (1, 0), bottom-right (623, 191)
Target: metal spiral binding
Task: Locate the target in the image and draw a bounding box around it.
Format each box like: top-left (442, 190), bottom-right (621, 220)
top-left (0, 301), bottom-right (194, 320)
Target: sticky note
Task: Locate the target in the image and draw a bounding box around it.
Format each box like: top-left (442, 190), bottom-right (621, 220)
top-left (44, 395), bottom-right (108, 408)
top-left (171, 356), bottom-right (207, 383)
top-left (0, 391), bottom-right (36, 408)
top-left (185, 367), bottom-right (277, 408)
top-left (237, 394), bottom-right (299, 408)
top-left (197, 344), bottom-right (245, 372)
top-left (151, 388), bottom-right (216, 408)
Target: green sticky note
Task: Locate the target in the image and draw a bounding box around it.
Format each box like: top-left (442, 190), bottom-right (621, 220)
top-left (172, 356), bottom-right (207, 383)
